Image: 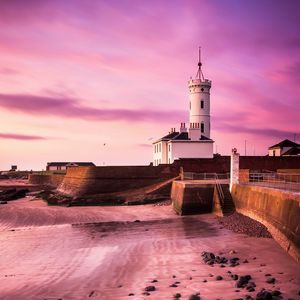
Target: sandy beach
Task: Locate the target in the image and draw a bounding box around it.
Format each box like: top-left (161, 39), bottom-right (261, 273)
top-left (0, 197), bottom-right (299, 300)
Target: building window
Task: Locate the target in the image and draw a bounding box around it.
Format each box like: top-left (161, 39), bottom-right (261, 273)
top-left (201, 123), bottom-right (204, 133)
top-left (168, 144), bottom-right (171, 152)
top-left (189, 101), bottom-right (191, 110)
top-left (159, 143), bottom-right (161, 152)
top-left (273, 150), bottom-right (276, 156)
top-left (201, 100), bottom-right (204, 109)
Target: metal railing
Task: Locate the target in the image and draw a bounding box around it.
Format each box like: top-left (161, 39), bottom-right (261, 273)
top-left (244, 172), bottom-right (300, 192)
top-left (215, 174), bottom-right (225, 205)
top-left (182, 172), bottom-right (230, 181)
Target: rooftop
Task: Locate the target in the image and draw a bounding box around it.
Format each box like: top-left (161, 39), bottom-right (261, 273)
top-left (269, 139), bottom-right (300, 149)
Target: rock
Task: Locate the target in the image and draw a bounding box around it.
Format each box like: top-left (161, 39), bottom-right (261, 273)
top-left (144, 286), bottom-right (156, 292)
top-left (236, 275), bottom-right (251, 288)
top-left (246, 287), bottom-right (255, 292)
top-left (216, 275), bottom-right (223, 280)
top-left (256, 289), bottom-right (273, 300)
top-left (151, 279), bottom-right (158, 283)
top-left (243, 259), bottom-right (249, 263)
top-left (266, 277), bottom-right (275, 284)
top-left (169, 284), bottom-right (178, 288)
top-left (203, 279), bottom-right (207, 282)
top-left (189, 294), bottom-right (200, 300)
top-left (0, 201), bottom-right (8, 204)
top-left (247, 282), bottom-right (256, 288)
top-left (88, 290), bottom-right (95, 297)
top-left (265, 274), bottom-right (272, 277)
top-left (0, 188), bottom-right (29, 201)
top-left (174, 293), bottom-right (181, 299)
top-left (229, 250), bottom-right (237, 254)
top-left (128, 293), bottom-right (134, 296)
top-left (271, 290), bottom-right (281, 296)
top-left (142, 292), bottom-right (150, 295)
top-left (134, 219), bottom-right (141, 223)
top-left (232, 274), bottom-right (239, 280)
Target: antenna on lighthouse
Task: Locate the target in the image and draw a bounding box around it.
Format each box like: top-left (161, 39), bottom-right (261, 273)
top-left (196, 46), bottom-right (205, 81)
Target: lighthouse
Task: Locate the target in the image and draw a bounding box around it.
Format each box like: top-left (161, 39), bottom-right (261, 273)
top-left (153, 48), bottom-right (214, 166)
top-left (188, 48), bottom-right (211, 140)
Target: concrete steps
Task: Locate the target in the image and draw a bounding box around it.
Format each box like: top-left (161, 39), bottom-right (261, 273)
top-left (219, 184), bottom-right (235, 215)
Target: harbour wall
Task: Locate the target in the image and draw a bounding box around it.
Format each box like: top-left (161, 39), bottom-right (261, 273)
top-left (231, 184), bottom-right (300, 262)
top-left (57, 165), bottom-right (178, 196)
top-left (28, 174), bottom-right (65, 188)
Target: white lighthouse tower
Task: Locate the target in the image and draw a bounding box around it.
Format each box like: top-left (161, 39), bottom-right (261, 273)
top-left (152, 48), bottom-right (214, 166)
top-left (188, 48), bottom-right (211, 140)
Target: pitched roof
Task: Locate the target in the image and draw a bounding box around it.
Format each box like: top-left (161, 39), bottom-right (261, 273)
top-left (172, 132), bottom-right (190, 140)
top-left (161, 131), bottom-right (180, 140)
top-left (269, 139), bottom-right (300, 149)
top-left (47, 162), bottom-right (95, 167)
top-left (200, 135), bottom-right (212, 141)
top-left (282, 147), bottom-right (300, 156)
top-left (154, 131), bottom-right (213, 143)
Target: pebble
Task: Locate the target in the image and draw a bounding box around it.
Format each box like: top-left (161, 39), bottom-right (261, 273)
top-left (216, 275), bottom-right (223, 281)
top-left (128, 293), bottom-right (134, 296)
top-left (266, 277), bottom-right (276, 284)
top-left (189, 294), bottom-right (200, 300)
top-left (174, 293), bottom-right (181, 299)
top-left (144, 286), bottom-right (156, 292)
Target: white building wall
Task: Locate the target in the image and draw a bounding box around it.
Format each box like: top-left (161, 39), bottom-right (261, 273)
top-left (153, 141), bottom-right (168, 166)
top-left (268, 147), bottom-right (291, 156)
top-left (168, 141), bottom-right (213, 163)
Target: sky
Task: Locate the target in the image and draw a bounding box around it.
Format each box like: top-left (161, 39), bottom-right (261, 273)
top-left (0, 0), bottom-right (299, 170)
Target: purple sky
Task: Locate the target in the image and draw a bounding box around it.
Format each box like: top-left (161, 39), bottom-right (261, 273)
top-left (0, 0), bottom-right (299, 170)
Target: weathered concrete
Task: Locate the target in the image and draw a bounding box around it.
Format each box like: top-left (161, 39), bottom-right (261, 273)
top-left (28, 174), bottom-right (65, 188)
top-left (58, 166), bottom-right (178, 197)
top-left (230, 151), bottom-right (239, 191)
top-left (171, 180), bottom-right (215, 215)
top-left (231, 184), bottom-right (300, 262)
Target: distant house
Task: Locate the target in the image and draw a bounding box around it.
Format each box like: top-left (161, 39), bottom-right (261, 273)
top-left (46, 162), bottom-right (95, 171)
top-left (268, 139), bottom-right (300, 156)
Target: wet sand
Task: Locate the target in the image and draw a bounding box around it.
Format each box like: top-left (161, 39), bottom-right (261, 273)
top-left (0, 198), bottom-right (299, 300)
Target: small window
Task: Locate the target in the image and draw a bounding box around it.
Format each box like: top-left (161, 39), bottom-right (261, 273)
top-left (201, 123), bottom-right (204, 133)
top-left (273, 150), bottom-right (276, 156)
top-left (201, 88), bottom-right (204, 92)
top-left (201, 100), bottom-right (204, 109)
top-left (159, 143), bottom-right (161, 152)
top-left (189, 101), bottom-right (191, 110)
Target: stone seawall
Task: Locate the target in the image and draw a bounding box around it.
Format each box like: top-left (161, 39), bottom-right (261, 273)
top-left (231, 184), bottom-right (300, 262)
top-left (28, 174), bottom-right (65, 188)
top-left (171, 181), bottom-right (214, 215)
top-left (58, 165), bottom-right (178, 197)
top-left (174, 156), bottom-right (300, 173)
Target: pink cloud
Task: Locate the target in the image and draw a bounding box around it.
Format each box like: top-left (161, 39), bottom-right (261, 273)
top-left (0, 93), bottom-right (185, 123)
top-left (0, 133), bottom-right (46, 140)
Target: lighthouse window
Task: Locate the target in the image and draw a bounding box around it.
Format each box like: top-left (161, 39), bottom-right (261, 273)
top-left (201, 100), bottom-right (204, 109)
top-left (201, 123), bottom-right (204, 133)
